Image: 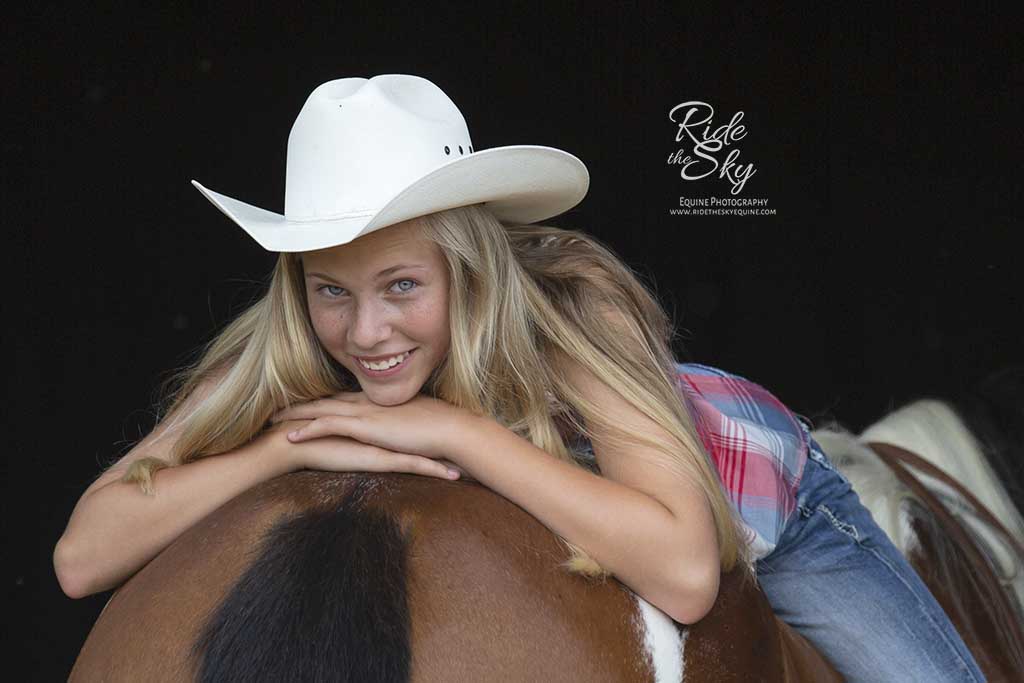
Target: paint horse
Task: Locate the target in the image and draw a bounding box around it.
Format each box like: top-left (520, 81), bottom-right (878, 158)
top-left (70, 469), bottom-right (839, 682)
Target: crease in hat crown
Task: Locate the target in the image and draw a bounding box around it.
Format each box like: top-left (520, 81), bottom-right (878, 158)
top-left (190, 73), bottom-right (590, 252)
top-left (284, 75), bottom-right (474, 221)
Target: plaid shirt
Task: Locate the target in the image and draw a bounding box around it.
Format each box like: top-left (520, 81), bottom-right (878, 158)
top-left (568, 362), bottom-right (809, 559)
top-left (674, 362), bottom-right (809, 559)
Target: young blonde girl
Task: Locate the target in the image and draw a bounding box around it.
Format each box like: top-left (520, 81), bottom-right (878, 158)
top-left (55, 75), bottom-right (983, 682)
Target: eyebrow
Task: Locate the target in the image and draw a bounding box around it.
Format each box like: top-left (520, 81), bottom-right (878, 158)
top-left (304, 264), bottom-right (427, 284)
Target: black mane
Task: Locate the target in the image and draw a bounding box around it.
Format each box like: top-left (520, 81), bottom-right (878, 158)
top-left (193, 478), bottom-right (411, 682)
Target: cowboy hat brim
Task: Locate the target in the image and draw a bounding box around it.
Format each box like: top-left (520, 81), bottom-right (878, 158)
top-left (191, 145), bottom-right (589, 253)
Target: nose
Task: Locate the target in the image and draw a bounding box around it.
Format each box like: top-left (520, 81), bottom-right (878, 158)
top-left (347, 298), bottom-right (394, 351)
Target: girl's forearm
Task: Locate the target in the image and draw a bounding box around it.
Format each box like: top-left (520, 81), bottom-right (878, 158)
top-left (54, 432), bottom-right (295, 599)
top-left (449, 414), bottom-right (720, 624)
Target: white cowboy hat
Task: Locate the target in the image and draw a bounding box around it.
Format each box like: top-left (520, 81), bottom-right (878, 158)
top-left (191, 74), bottom-right (590, 253)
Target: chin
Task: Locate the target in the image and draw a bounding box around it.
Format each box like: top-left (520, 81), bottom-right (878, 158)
top-left (362, 382), bottom-right (422, 407)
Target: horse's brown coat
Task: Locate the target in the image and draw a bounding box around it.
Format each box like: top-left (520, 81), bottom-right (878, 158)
top-left (71, 472), bottom-right (840, 682)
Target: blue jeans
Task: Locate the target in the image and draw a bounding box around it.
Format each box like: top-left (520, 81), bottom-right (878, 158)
top-left (754, 436), bottom-right (986, 682)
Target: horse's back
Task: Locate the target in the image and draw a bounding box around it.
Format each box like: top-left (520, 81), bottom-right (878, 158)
top-left (71, 471), bottom-right (838, 682)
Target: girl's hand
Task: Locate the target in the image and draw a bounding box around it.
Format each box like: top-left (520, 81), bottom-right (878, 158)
top-left (270, 392), bottom-right (474, 468)
top-left (266, 418), bottom-right (463, 481)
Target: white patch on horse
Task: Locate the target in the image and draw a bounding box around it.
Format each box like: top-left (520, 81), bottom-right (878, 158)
top-left (634, 594), bottom-right (686, 683)
top-left (897, 501), bottom-right (921, 555)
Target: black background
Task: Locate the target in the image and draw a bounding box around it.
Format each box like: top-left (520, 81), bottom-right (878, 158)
top-left (8, 5), bottom-right (1021, 679)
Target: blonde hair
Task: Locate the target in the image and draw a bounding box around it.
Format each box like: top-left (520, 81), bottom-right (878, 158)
top-left (123, 204), bottom-right (749, 576)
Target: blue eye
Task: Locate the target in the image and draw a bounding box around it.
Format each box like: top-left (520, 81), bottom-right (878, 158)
top-left (318, 284), bottom-right (345, 298)
top-left (392, 279), bottom-right (418, 293)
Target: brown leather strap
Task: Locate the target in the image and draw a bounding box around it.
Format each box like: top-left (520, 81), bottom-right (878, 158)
top-left (868, 441), bottom-right (1024, 676)
top-left (866, 441), bottom-right (1024, 561)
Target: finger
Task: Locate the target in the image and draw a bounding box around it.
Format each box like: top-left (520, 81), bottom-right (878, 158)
top-left (276, 399), bottom-right (357, 424)
top-left (378, 450), bottom-right (460, 480)
top-left (436, 458), bottom-right (467, 476)
top-left (287, 415), bottom-right (361, 442)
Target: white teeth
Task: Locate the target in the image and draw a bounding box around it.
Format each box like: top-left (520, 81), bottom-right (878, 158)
top-left (358, 350), bottom-right (411, 371)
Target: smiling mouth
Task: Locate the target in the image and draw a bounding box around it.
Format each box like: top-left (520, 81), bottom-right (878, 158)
top-left (354, 348), bottom-right (417, 372)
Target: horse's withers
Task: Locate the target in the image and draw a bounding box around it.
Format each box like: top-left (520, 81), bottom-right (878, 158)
top-left (70, 471), bottom-right (838, 682)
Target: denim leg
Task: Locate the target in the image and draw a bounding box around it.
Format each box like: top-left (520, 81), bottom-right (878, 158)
top-left (754, 437), bottom-right (986, 682)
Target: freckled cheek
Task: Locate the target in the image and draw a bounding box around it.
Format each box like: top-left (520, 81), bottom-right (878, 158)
top-left (309, 308), bottom-right (347, 351)
top-left (415, 296), bottom-right (450, 347)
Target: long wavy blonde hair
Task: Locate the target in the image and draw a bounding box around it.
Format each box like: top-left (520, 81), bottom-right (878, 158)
top-left (123, 203), bottom-right (750, 575)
